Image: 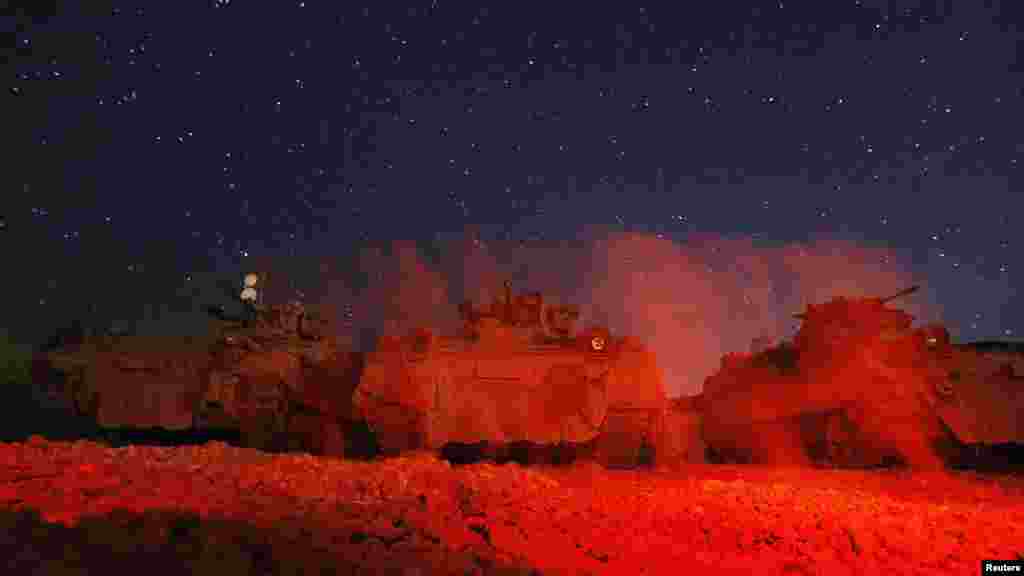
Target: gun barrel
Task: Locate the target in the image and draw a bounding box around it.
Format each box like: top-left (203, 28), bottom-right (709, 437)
top-left (206, 305), bottom-right (242, 323)
top-left (792, 284), bottom-right (921, 319)
top-left (880, 285), bottom-right (920, 304)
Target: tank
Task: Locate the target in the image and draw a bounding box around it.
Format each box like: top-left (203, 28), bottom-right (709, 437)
top-left (352, 281), bottom-right (669, 468)
top-left (701, 286), bottom-right (973, 470)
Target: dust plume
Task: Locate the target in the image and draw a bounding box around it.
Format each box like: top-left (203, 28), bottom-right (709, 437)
top-left (321, 230), bottom-right (936, 398)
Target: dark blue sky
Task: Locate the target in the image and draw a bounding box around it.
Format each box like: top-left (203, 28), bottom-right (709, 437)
top-left (4, 1), bottom-right (1023, 394)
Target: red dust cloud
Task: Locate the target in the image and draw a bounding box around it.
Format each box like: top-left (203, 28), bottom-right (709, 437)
top-left (324, 230), bottom-right (939, 398)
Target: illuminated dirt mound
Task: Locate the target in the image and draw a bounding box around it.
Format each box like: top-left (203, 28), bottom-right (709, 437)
top-left (1, 437), bottom-right (1022, 575)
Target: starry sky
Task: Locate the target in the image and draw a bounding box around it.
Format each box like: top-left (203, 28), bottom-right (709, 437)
top-left (5, 1), bottom-right (1023, 396)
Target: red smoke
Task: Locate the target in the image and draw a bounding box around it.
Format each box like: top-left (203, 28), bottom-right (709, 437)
top-left (322, 230), bottom-right (937, 398)
top-left (351, 241), bottom-right (452, 338)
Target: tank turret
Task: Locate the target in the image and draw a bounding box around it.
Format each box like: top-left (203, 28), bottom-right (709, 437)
top-left (792, 286), bottom-right (919, 356)
top-left (456, 280), bottom-right (583, 346)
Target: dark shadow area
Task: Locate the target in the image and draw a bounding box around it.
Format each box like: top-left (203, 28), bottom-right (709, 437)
top-left (0, 507), bottom-right (536, 575)
top-left (0, 377), bottom-right (243, 448)
top-left (497, 441), bottom-right (534, 466)
top-left (439, 439), bottom-right (602, 467)
top-left (959, 341), bottom-right (1024, 354)
top-left (636, 440), bottom-right (656, 468)
top-left (342, 419), bottom-right (381, 460)
top-left (748, 342), bottom-right (800, 375)
top-left (0, 384), bottom-right (100, 444)
top-left (441, 441), bottom-right (489, 466)
top-left (951, 443), bottom-right (1024, 473)
top-left (703, 442), bottom-right (759, 466)
top-left (86, 426), bottom-right (243, 448)
top-left (2, 421), bottom-right (243, 450)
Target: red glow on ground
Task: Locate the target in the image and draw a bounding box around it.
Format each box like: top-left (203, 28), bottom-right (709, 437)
top-left (2, 438), bottom-right (1021, 574)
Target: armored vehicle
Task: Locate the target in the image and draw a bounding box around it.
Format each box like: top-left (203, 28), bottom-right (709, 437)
top-left (701, 286), bottom-right (977, 470)
top-left (353, 282), bottom-right (669, 468)
top-left (929, 337), bottom-right (1024, 469)
top-left (37, 333), bottom-right (211, 433)
top-left (36, 272), bottom-right (362, 456)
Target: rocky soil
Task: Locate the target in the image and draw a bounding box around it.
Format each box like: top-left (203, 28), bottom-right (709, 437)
top-left (1, 437), bottom-right (1022, 575)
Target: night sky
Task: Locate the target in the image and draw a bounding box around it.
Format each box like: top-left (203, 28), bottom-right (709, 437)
top-left (5, 1), bottom-right (1023, 396)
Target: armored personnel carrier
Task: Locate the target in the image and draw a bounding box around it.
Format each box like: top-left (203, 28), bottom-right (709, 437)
top-left (353, 282), bottom-right (669, 468)
top-left (37, 333), bottom-right (211, 433)
top-left (36, 272), bottom-right (362, 456)
top-left (702, 286), bottom-right (970, 469)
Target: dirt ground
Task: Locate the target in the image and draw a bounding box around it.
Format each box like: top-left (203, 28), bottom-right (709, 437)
top-left (1, 437), bottom-right (1021, 575)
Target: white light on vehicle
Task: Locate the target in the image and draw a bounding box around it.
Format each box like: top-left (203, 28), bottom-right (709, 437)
top-left (240, 287), bottom-right (259, 302)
